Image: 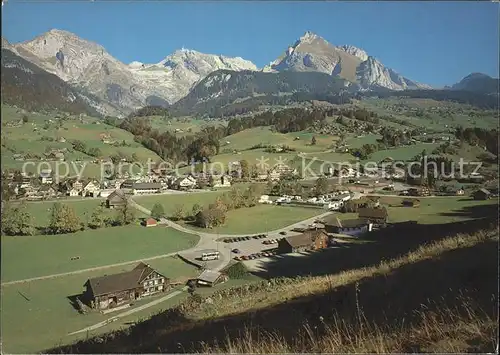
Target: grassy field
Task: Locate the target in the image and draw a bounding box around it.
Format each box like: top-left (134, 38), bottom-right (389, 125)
top-left (132, 191), bottom-right (227, 215)
top-left (375, 196), bottom-right (498, 224)
top-left (184, 204), bottom-right (324, 234)
top-left (366, 143), bottom-right (441, 162)
top-left (0, 105), bottom-right (161, 178)
top-left (360, 97), bottom-right (499, 131)
top-left (149, 117), bottom-right (226, 137)
top-left (0, 256), bottom-right (201, 354)
top-left (14, 198), bottom-right (148, 229)
top-left (1, 225), bottom-right (199, 282)
top-left (180, 148), bottom-right (300, 175)
top-left (221, 127), bottom-right (338, 153)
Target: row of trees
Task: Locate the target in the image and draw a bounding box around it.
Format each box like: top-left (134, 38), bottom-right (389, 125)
top-left (117, 107), bottom-right (329, 164)
top-left (118, 117), bottom-right (225, 163)
top-left (225, 108), bottom-right (326, 136)
top-left (1, 201), bottom-right (136, 236)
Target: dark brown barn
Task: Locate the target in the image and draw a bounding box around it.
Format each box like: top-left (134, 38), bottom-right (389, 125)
top-left (82, 262), bottom-right (169, 310)
top-left (277, 230), bottom-right (330, 254)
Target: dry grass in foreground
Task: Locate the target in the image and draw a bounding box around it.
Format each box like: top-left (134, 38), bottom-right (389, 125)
top-left (203, 295), bottom-right (497, 353)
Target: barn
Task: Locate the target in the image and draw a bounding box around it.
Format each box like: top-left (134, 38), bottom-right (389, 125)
top-left (82, 263), bottom-right (169, 310)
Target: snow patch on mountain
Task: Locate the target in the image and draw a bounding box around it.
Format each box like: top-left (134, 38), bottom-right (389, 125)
top-left (11, 30), bottom-right (258, 113)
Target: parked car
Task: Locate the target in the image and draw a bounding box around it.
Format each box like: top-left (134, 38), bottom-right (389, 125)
top-left (241, 255), bottom-right (249, 260)
top-left (279, 231), bottom-right (287, 235)
top-left (233, 256), bottom-right (241, 261)
top-left (232, 249), bottom-right (241, 254)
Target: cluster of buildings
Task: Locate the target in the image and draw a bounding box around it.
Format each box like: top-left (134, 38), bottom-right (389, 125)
top-left (3, 168), bottom-right (234, 201)
top-left (277, 207), bottom-right (388, 253)
top-left (273, 191), bottom-right (356, 211)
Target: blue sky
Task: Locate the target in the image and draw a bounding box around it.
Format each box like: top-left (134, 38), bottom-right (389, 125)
top-left (2, 1), bottom-right (498, 87)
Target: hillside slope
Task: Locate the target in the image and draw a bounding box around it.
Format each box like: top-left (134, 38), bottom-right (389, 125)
top-left (48, 213), bottom-right (498, 354)
top-left (170, 69), bottom-right (354, 116)
top-left (1, 48), bottom-right (104, 116)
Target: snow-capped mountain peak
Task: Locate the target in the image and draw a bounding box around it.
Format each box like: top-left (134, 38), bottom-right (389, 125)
top-left (10, 30), bottom-right (258, 114)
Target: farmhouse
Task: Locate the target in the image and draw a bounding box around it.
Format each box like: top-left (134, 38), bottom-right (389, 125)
top-left (83, 181), bottom-right (100, 197)
top-left (277, 230), bottom-right (330, 254)
top-left (99, 189), bottom-right (116, 198)
top-left (68, 188), bottom-right (80, 197)
top-left (83, 262), bottom-right (169, 310)
top-left (39, 185), bottom-right (56, 198)
top-left (472, 188), bottom-right (491, 200)
top-left (132, 182), bottom-right (162, 195)
top-left (211, 174), bottom-right (231, 188)
top-left (408, 187), bottom-right (430, 197)
top-left (358, 207), bottom-right (388, 225)
top-left (39, 169), bottom-right (53, 184)
top-left (120, 179), bottom-right (137, 191)
top-left (323, 216), bottom-right (372, 236)
top-left (71, 180), bottom-right (83, 192)
top-left (268, 163), bottom-right (297, 181)
top-left (172, 175), bottom-right (197, 190)
top-left (196, 270), bottom-right (228, 287)
top-left (106, 189), bottom-right (128, 208)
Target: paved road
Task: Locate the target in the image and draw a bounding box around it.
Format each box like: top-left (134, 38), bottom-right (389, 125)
top-left (67, 286), bottom-right (188, 336)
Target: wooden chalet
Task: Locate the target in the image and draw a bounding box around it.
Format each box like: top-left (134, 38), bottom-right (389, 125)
top-left (106, 189), bottom-right (128, 208)
top-left (277, 230), bottom-right (329, 254)
top-left (358, 207), bottom-right (388, 225)
top-left (83, 262), bottom-right (169, 310)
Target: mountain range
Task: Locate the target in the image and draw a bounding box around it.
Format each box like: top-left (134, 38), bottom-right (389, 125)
top-left (1, 29), bottom-right (497, 116)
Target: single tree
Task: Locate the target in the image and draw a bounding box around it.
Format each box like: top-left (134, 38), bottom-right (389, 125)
top-left (114, 200), bottom-right (136, 226)
top-left (172, 204), bottom-right (185, 221)
top-left (239, 160), bottom-right (250, 180)
top-left (314, 176), bottom-right (329, 196)
top-left (49, 202), bottom-right (82, 234)
top-left (151, 203), bottom-right (165, 220)
top-left (311, 136), bottom-right (317, 146)
top-left (191, 203), bottom-right (203, 217)
top-left (88, 206), bottom-right (106, 229)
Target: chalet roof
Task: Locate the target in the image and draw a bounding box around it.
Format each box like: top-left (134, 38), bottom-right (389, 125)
top-left (283, 230), bottom-right (329, 248)
top-left (358, 207), bottom-right (388, 220)
top-left (86, 263), bottom-right (161, 297)
top-left (325, 217), bottom-right (369, 228)
top-left (106, 189), bottom-right (127, 202)
top-left (197, 270), bottom-right (223, 283)
top-left (132, 182), bottom-right (162, 190)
